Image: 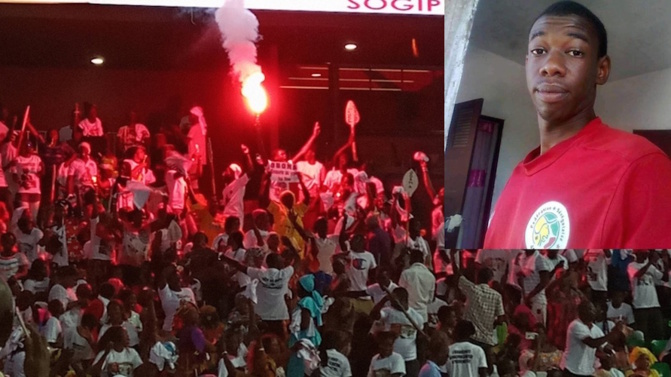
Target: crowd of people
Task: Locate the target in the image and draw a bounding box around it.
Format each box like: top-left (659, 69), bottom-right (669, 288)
top-left (1, 102), bottom-right (670, 377)
top-left (0, 101), bottom-right (451, 377)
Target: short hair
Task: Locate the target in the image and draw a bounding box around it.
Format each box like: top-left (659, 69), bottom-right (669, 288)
top-left (409, 248), bottom-right (424, 264)
top-left (375, 330), bottom-right (397, 345)
top-left (229, 231), bottom-right (244, 247)
top-left (81, 313), bottom-right (98, 329)
top-left (99, 282), bottom-right (116, 299)
top-left (454, 320), bottom-right (476, 340)
top-left (533, 1), bottom-right (607, 58)
top-left (477, 267), bottom-right (494, 284)
top-left (224, 216), bottom-right (240, 231)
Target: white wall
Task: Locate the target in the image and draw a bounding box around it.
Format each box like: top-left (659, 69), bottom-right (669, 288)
top-left (596, 66), bottom-right (671, 132)
top-left (456, 46), bottom-right (537, 211)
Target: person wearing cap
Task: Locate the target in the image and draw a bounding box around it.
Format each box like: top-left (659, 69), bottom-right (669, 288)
top-left (218, 144), bottom-right (254, 225)
top-left (12, 140), bottom-right (44, 222)
top-left (67, 142), bottom-right (99, 210)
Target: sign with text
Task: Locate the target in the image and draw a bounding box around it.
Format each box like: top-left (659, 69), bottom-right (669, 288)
top-left (4, 0), bottom-right (444, 16)
top-left (268, 161), bottom-right (299, 184)
top-left (268, 161), bottom-right (299, 202)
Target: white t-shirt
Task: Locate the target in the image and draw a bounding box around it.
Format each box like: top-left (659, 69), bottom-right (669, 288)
top-left (89, 217), bottom-right (113, 261)
top-left (346, 250), bottom-right (377, 292)
top-left (16, 227), bottom-right (44, 263)
top-left (50, 224), bottom-right (69, 267)
top-left (475, 249), bottom-right (512, 283)
top-left (165, 170), bottom-right (187, 211)
top-left (212, 233), bottom-right (230, 252)
top-left (93, 347), bottom-right (143, 377)
top-left (158, 285), bottom-right (196, 332)
top-left (320, 349), bottom-right (352, 377)
top-left (296, 160), bottom-right (324, 196)
top-left (78, 118), bottom-right (103, 137)
top-left (562, 249), bottom-right (579, 263)
top-left (505, 250), bottom-right (525, 289)
top-left (64, 327), bottom-right (94, 362)
top-left (426, 298), bottom-right (448, 329)
top-left (13, 155), bottom-right (42, 194)
top-left (247, 266), bottom-right (294, 321)
top-left (222, 173), bottom-right (250, 221)
top-left (314, 235), bottom-right (340, 274)
top-left (367, 352), bottom-right (406, 377)
top-left (560, 319), bottom-right (605, 375)
top-left (607, 302), bottom-right (635, 325)
top-left (366, 282), bottom-right (399, 305)
top-left (446, 341), bottom-right (488, 377)
top-left (48, 284), bottom-right (77, 309)
top-left (546, 254), bottom-right (569, 279)
top-left (41, 316), bottom-right (62, 344)
top-left (24, 277), bottom-right (50, 294)
top-left (68, 158), bottom-right (98, 189)
top-left (379, 307), bottom-right (423, 361)
top-left (519, 250), bottom-right (551, 305)
top-left (628, 261), bottom-right (662, 309)
top-left (117, 123), bottom-right (150, 149)
top-left (60, 308), bottom-right (83, 334)
top-left (399, 263), bottom-right (436, 323)
top-left (243, 229), bottom-right (269, 251)
top-left (0, 253), bottom-right (29, 282)
top-left (584, 249), bottom-right (609, 292)
top-left (226, 248), bottom-right (251, 288)
top-left (187, 123), bottom-right (207, 166)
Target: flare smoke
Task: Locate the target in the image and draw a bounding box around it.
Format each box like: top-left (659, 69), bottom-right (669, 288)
top-left (215, 0), bottom-right (263, 84)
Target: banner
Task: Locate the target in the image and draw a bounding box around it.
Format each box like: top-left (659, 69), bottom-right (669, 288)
top-left (268, 160), bottom-right (299, 201)
top-left (3, 0), bottom-right (444, 16)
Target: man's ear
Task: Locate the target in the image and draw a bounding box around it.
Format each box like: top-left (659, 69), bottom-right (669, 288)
top-left (596, 55), bottom-right (611, 85)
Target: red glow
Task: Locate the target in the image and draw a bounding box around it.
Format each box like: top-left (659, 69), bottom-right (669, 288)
top-left (242, 72), bottom-right (268, 114)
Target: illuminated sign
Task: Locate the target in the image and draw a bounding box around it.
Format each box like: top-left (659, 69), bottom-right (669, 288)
top-left (3, 0), bottom-right (444, 15)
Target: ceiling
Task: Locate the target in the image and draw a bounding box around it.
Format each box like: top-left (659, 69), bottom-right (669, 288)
top-left (0, 3), bottom-right (443, 71)
top-left (469, 0), bottom-right (671, 81)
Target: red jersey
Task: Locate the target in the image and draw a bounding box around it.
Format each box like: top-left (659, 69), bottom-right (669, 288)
top-left (484, 118), bottom-right (671, 248)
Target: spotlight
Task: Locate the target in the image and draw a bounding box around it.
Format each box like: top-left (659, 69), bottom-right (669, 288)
top-left (344, 43), bottom-right (357, 51)
top-left (90, 57), bottom-right (104, 65)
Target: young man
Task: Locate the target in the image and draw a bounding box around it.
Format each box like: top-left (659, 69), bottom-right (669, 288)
top-left (371, 287), bottom-right (424, 377)
top-left (627, 249), bottom-right (667, 341)
top-left (560, 301), bottom-right (624, 377)
top-left (484, 1), bottom-right (671, 248)
top-left (446, 320), bottom-right (488, 377)
top-left (399, 249), bottom-right (436, 324)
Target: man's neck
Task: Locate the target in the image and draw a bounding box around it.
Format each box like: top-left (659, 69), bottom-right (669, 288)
top-left (538, 111), bottom-right (596, 155)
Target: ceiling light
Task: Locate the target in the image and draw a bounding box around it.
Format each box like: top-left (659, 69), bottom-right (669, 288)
top-left (311, 73), bottom-right (322, 77)
top-left (90, 57), bottom-right (104, 65)
top-left (344, 43), bottom-right (357, 51)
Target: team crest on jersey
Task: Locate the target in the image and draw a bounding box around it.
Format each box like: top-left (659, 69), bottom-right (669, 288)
top-left (525, 201), bottom-right (570, 249)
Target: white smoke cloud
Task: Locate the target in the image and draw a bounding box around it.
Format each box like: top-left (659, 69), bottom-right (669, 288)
top-left (214, 0), bottom-right (263, 84)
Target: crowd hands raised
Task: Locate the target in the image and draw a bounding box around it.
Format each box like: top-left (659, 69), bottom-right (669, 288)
top-left (0, 102), bottom-right (452, 377)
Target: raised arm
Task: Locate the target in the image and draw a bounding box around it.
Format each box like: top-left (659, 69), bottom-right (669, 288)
top-left (331, 132), bottom-right (355, 167)
top-left (291, 122), bottom-right (320, 162)
top-left (419, 159), bottom-right (436, 200)
top-left (241, 144), bottom-right (254, 174)
top-left (219, 253), bottom-right (250, 275)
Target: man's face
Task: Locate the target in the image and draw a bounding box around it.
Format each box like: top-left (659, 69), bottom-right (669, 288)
top-left (525, 15), bottom-right (609, 125)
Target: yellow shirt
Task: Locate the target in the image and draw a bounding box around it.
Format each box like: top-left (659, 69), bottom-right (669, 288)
top-left (268, 201), bottom-right (307, 256)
